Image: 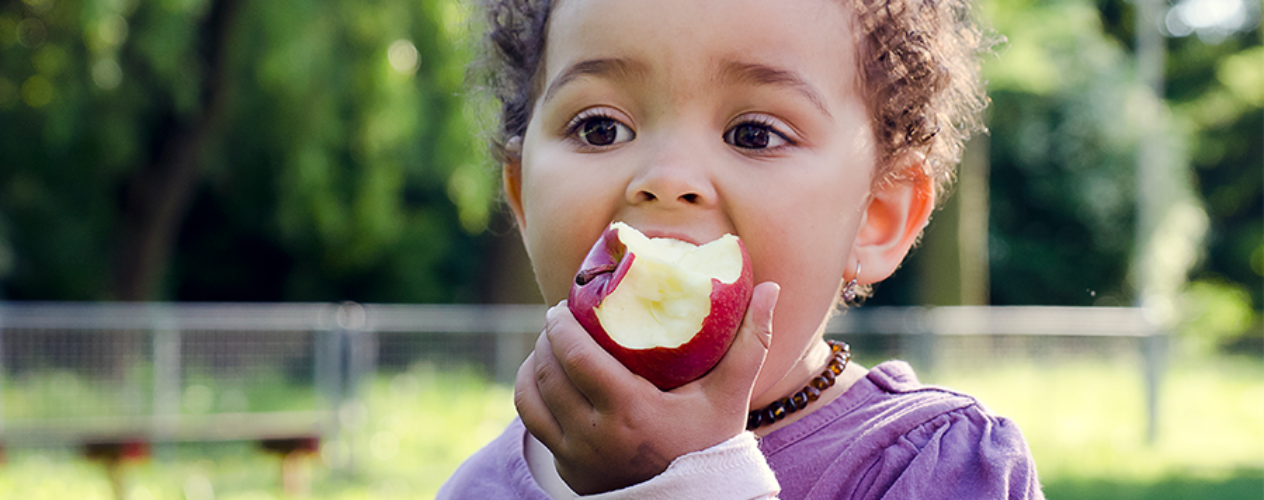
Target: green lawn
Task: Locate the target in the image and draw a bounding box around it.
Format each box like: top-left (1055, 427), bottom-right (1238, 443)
top-left (0, 365), bottom-right (518, 500)
top-left (1, 355), bottom-right (1260, 499)
top-left (928, 354), bottom-right (1264, 499)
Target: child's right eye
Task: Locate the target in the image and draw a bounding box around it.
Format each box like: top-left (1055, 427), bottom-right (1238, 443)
top-left (567, 111), bottom-right (635, 147)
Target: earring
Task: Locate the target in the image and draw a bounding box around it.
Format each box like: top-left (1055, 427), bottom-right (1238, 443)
top-left (841, 262), bottom-right (862, 303)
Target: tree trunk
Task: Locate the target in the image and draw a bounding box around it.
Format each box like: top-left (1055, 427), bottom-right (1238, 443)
top-left (113, 0), bottom-right (244, 301)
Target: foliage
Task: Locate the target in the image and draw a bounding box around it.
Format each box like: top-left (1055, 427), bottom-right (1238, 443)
top-left (873, 0), bottom-right (1262, 349)
top-left (1157, 7), bottom-right (1262, 345)
top-left (1177, 278), bottom-right (1260, 354)
top-left (0, 0), bottom-right (498, 302)
top-left (0, 0), bottom-right (1258, 328)
top-left (981, 0), bottom-right (1152, 307)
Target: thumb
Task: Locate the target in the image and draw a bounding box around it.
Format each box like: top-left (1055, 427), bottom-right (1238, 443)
top-left (699, 281), bottom-right (779, 406)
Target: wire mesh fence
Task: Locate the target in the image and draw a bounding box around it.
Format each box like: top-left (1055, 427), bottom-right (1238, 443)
top-left (0, 303), bottom-right (340, 452)
top-left (0, 302), bottom-right (1166, 454)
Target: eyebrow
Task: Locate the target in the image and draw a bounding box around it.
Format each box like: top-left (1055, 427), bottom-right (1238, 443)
top-left (541, 58), bottom-right (648, 104)
top-left (716, 61), bottom-right (832, 118)
top-left (540, 58), bottom-right (833, 119)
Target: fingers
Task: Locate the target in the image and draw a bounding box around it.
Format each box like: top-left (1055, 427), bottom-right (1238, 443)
top-left (544, 302), bottom-right (644, 411)
top-left (514, 351), bottom-right (562, 446)
top-left (516, 304), bottom-right (602, 447)
top-left (533, 321), bottom-right (596, 413)
top-left (699, 282), bottom-right (779, 405)
top-left (519, 302), bottom-right (632, 449)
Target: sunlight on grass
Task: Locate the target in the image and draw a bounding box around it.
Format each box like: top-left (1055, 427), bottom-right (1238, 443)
top-left (1, 355), bottom-right (1258, 499)
top-left (0, 456), bottom-right (114, 500)
top-left (927, 353), bottom-right (1264, 486)
top-left (326, 363), bottom-right (517, 499)
top-left (0, 363), bottom-right (516, 500)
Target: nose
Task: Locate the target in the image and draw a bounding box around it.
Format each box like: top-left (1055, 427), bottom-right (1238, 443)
top-left (625, 142), bottom-right (717, 208)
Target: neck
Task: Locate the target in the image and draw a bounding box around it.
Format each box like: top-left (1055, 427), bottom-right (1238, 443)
top-left (750, 339), bottom-right (866, 437)
top-left (752, 338), bottom-right (834, 409)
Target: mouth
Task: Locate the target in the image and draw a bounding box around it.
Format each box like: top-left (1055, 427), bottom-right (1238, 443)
top-left (629, 227), bottom-right (703, 246)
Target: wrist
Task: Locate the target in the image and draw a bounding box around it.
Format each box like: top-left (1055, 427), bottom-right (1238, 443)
top-left (581, 432), bottom-right (780, 499)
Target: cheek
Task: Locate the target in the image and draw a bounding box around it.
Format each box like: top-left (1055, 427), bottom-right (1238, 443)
top-left (758, 229), bottom-right (851, 337)
top-left (739, 176), bottom-right (869, 393)
top-left (521, 186), bottom-right (584, 303)
top-left (740, 177), bottom-right (866, 293)
top-left (518, 149), bottom-right (623, 303)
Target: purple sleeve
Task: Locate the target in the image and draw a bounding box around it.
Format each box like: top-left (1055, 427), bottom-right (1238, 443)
top-left (860, 409), bottom-right (1044, 500)
top-left (436, 419), bottom-right (553, 500)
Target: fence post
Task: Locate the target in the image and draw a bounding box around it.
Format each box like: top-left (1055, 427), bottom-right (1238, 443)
top-left (341, 304), bottom-right (375, 405)
top-left (315, 313), bottom-right (343, 433)
top-left (1142, 330), bottom-right (1167, 444)
top-left (335, 302), bottom-right (368, 399)
top-left (909, 308), bottom-right (936, 375)
top-left (151, 306), bottom-right (181, 460)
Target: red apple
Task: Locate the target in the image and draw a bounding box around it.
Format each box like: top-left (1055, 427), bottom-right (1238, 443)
top-left (567, 222), bottom-right (754, 390)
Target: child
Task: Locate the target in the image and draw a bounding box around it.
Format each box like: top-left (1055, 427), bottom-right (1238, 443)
top-left (440, 0), bottom-right (1044, 497)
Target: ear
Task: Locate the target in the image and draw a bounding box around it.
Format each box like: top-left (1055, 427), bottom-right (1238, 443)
top-left (851, 155), bottom-right (936, 285)
top-left (503, 136), bottom-right (527, 231)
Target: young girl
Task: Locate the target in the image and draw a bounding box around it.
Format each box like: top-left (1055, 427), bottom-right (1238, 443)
top-left (440, 0), bottom-right (1044, 498)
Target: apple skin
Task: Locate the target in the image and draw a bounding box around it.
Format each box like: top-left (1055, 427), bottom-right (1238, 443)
top-left (567, 225), bottom-right (754, 390)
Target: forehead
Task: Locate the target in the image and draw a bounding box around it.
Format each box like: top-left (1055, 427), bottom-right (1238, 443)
top-left (543, 0), bottom-right (860, 100)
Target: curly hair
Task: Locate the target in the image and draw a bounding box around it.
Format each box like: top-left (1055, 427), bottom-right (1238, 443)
top-left (475, 0), bottom-right (990, 198)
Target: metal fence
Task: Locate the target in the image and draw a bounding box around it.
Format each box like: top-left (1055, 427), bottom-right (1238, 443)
top-left (0, 302), bottom-right (1166, 453)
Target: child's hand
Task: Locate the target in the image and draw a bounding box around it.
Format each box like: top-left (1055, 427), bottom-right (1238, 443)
top-left (514, 282), bottom-right (779, 495)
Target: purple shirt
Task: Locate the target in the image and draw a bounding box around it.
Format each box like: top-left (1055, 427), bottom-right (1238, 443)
top-left (438, 360), bottom-right (1044, 499)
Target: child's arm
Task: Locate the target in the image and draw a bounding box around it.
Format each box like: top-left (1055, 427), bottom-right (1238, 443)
top-left (514, 283), bottom-right (780, 495)
top-left (877, 411), bottom-right (1044, 500)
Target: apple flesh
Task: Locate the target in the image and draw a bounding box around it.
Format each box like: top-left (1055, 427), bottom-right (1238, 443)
top-left (567, 222), bottom-right (754, 390)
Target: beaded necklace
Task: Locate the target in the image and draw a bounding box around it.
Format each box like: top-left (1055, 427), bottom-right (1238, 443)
top-left (746, 340), bottom-right (851, 431)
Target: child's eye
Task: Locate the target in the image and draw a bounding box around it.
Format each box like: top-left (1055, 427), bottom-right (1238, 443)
top-left (567, 111), bottom-right (635, 147)
top-left (724, 118), bottom-right (792, 150)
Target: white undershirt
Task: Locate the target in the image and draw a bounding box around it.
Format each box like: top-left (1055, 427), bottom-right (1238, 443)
top-left (523, 431), bottom-right (780, 500)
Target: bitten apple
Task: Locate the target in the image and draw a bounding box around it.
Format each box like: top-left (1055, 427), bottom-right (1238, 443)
top-left (567, 222), bottom-right (754, 390)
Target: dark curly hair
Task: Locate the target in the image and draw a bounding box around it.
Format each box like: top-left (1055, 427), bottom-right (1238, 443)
top-left (475, 0), bottom-right (990, 198)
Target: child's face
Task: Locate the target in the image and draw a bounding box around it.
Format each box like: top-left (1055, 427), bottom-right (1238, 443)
top-left (506, 0), bottom-right (879, 399)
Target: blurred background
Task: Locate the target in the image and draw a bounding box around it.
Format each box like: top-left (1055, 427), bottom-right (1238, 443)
top-left (0, 0), bottom-right (1259, 498)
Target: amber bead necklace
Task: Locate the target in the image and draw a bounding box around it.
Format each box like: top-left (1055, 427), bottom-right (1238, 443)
top-left (746, 340), bottom-right (851, 431)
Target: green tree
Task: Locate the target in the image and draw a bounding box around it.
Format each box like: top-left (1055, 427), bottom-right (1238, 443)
top-left (881, 0), bottom-right (1259, 337)
top-left (0, 0), bottom-right (499, 302)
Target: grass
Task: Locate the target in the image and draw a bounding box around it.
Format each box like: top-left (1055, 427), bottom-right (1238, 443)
top-left (0, 354), bottom-right (1260, 499)
top-left (0, 364), bottom-right (517, 500)
top-left (2, 365), bottom-right (319, 420)
top-left (926, 353), bottom-right (1264, 499)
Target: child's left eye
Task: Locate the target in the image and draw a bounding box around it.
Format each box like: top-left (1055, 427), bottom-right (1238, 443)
top-left (724, 119), bottom-right (791, 150)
